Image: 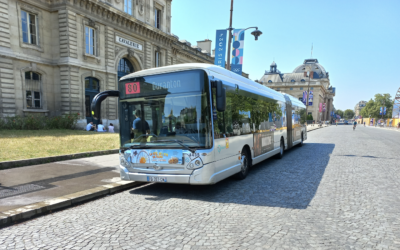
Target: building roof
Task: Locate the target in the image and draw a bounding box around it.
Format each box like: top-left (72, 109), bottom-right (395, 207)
top-left (292, 59), bottom-right (328, 78)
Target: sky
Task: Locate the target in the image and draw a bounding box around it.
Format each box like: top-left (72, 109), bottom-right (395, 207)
top-left (171, 0), bottom-right (400, 111)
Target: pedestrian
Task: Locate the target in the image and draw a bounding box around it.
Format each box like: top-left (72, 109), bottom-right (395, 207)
top-left (86, 121), bottom-right (96, 131)
top-left (364, 121), bottom-right (365, 127)
top-left (97, 121), bottom-right (106, 132)
top-left (108, 123), bottom-right (115, 133)
top-left (353, 120), bottom-right (357, 130)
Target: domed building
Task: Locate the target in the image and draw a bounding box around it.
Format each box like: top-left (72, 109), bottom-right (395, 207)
top-left (259, 59), bottom-right (336, 122)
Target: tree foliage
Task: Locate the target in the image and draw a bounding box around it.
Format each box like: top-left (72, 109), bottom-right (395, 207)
top-left (344, 109), bottom-right (355, 119)
top-left (336, 109), bottom-right (344, 118)
top-left (360, 93), bottom-right (392, 119)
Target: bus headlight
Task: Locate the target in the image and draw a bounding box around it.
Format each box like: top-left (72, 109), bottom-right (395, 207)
top-left (187, 158), bottom-right (203, 170)
top-left (119, 152), bottom-right (130, 168)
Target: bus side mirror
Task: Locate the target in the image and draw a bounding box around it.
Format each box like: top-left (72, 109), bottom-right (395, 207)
top-left (216, 80), bottom-right (226, 112)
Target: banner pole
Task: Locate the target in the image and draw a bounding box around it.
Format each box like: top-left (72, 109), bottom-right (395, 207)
top-left (226, 0), bottom-right (234, 71)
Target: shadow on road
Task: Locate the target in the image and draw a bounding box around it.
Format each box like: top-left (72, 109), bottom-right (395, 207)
top-left (130, 143), bottom-right (335, 209)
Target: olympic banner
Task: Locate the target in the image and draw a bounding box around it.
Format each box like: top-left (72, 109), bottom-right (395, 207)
top-left (323, 103), bottom-right (326, 112)
top-left (230, 29), bottom-right (245, 75)
top-left (214, 30), bottom-right (227, 68)
top-left (383, 107), bottom-right (387, 115)
top-left (380, 107), bottom-right (383, 115)
top-left (308, 91), bottom-right (313, 106)
top-left (302, 91), bottom-right (307, 105)
top-left (319, 103), bottom-right (323, 112)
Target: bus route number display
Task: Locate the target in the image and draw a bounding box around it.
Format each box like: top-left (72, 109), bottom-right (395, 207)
top-left (125, 82), bottom-right (140, 94)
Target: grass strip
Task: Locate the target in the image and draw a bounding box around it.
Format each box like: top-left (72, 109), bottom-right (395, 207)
top-left (0, 130), bottom-right (120, 162)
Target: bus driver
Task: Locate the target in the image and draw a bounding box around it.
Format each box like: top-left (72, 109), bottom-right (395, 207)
top-left (132, 109), bottom-right (150, 141)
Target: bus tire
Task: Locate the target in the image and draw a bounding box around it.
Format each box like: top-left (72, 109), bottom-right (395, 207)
top-left (298, 133), bottom-right (304, 147)
top-left (275, 139), bottom-right (284, 159)
top-left (235, 149), bottom-right (250, 180)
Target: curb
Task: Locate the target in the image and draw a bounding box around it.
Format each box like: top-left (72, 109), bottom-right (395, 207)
top-left (0, 149), bottom-right (119, 170)
top-left (0, 180), bottom-right (144, 228)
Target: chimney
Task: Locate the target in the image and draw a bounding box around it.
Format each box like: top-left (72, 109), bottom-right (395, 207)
top-left (310, 71), bottom-right (314, 79)
top-left (303, 72), bottom-right (307, 77)
top-left (197, 39), bottom-right (212, 54)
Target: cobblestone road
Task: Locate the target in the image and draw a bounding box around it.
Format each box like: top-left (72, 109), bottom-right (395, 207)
top-left (1, 125), bottom-right (400, 250)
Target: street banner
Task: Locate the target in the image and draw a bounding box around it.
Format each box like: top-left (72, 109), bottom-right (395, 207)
top-left (302, 91), bottom-right (307, 105)
top-left (319, 103), bottom-right (322, 112)
top-left (383, 107), bottom-right (387, 115)
top-left (230, 29), bottom-right (245, 75)
top-left (214, 30), bottom-right (228, 68)
top-left (323, 103), bottom-right (326, 112)
top-left (380, 107), bottom-right (383, 115)
top-left (308, 91), bottom-right (313, 106)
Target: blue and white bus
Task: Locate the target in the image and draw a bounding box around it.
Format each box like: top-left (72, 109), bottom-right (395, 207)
top-left (91, 63), bottom-right (307, 185)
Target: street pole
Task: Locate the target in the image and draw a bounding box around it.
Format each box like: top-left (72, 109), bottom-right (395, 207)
top-left (226, 0), bottom-right (234, 71)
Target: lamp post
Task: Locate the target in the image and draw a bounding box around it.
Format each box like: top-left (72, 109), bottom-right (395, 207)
top-left (304, 65), bottom-right (313, 123)
top-left (225, 0), bottom-right (262, 71)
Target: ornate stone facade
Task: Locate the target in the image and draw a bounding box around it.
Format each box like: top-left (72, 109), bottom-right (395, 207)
top-left (0, 0), bottom-right (213, 129)
top-left (259, 59), bottom-right (336, 122)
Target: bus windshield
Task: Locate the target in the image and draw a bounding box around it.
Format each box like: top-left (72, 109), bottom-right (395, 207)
top-left (119, 70), bottom-right (212, 150)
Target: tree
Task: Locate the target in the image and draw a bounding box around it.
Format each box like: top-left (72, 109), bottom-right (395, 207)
top-left (344, 109), bottom-right (355, 119)
top-left (360, 94), bottom-right (392, 119)
top-left (336, 109), bottom-right (344, 118)
top-left (306, 114), bottom-right (314, 121)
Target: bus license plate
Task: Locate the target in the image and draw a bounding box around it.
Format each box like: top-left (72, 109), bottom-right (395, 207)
top-left (147, 176), bottom-right (167, 182)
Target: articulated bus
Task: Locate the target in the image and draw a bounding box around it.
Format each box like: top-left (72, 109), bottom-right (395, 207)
top-left (91, 63), bottom-right (307, 185)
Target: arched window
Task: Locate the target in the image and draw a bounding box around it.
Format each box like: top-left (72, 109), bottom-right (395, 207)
top-left (291, 79), bottom-right (295, 82)
top-left (118, 58), bottom-right (134, 79)
top-left (268, 80), bottom-right (272, 83)
top-left (301, 79), bottom-right (305, 82)
top-left (25, 71), bottom-right (42, 109)
top-left (298, 97), bottom-right (303, 102)
top-left (85, 77), bottom-right (99, 91)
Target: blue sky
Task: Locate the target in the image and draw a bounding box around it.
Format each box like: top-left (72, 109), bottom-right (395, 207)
top-left (172, 0), bottom-right (400, 111)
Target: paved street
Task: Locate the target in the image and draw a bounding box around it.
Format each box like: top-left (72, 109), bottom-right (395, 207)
top-left (1, 125), bottom-right (400, 250)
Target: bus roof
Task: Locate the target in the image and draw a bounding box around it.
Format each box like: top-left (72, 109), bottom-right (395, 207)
top-left (120, 63), bottom-right (299, 104)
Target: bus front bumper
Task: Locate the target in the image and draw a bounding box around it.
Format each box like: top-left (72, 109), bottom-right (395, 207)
top-left (119, 165), bottom-right (215, 185)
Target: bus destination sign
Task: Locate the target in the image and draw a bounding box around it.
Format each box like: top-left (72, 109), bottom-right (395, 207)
top-left (125, 82), bottom-right (140, 94)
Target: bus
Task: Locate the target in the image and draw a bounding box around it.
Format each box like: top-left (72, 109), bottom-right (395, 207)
top-left (91, 63), bottom-right (307, 185)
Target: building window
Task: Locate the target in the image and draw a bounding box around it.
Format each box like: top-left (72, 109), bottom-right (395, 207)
top-left (300, 87), bottom-right (303, 90)
top-left (25, 72), bottom-right (42, 109)
top-left (290, 88), bottom-right (293, 90)
top-left (118, 58), bottom-right (134, 80)
top-left (310, 87), bottom-right (314, 90)
top-left (124, 0), bottom-right (133, 15)
top-left (291, 79), bottom-right (295, 82)
top-left (155, 8), bottom-right (161, 29)
top-left (298, 97), bottom-right (303, 102)
top-left (21, 10), bottom-right (38, 45)
top-left (268, 80), bottom-right (272, 83)
top-left (301, 79), bottom-right (305, 82)
top-left (277, 88), bottom-right (280, 90)
top-left (155, 51), bottom-right (161, 67)
top-left (85, 26), bottom-right (96, 55)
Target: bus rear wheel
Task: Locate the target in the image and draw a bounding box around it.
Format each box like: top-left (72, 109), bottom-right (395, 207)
top-left (235, 150), bottom-right (250, 180)
top-left (275, 139), bottom-right (284, 159)
top-left (298, 133), bottom-right (304, 147)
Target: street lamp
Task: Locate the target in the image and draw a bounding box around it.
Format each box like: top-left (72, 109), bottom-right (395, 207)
top-left (304, 65), bottom-right (313, 122)
top-left (225, 0), bottom-right (262, 71)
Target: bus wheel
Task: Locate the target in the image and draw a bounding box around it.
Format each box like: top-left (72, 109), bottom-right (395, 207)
top-left (298, 133), bottom-right (304, 147)
top-left (276, 139), bottom-right (284, 159)
top-left (235, 150), bottom-right (250, 180)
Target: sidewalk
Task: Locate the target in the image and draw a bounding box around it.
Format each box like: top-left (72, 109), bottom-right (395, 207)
top-left (0, 154), bottom-right (143, 227)
top-left (364, 125), bottom-right (400, 133)
top-left (307, 124), bottom-right (328, 132)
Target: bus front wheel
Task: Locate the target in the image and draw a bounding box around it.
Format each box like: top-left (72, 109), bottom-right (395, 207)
top-left (235, 150), bottom-right (250, 180)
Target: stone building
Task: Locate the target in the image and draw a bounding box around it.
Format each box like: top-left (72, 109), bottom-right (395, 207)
top-left (259, 59), bottom-right (336, 122)
top-left (0, 0), bottom-right (214, 128)
top-left (354, 100), bottom-right (366, 118)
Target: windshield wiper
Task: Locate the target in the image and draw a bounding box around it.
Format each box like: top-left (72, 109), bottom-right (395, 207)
top-left (120, 144), bottom-right (152, 152)
top-left (152, 139), bottom-right (197, 153)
